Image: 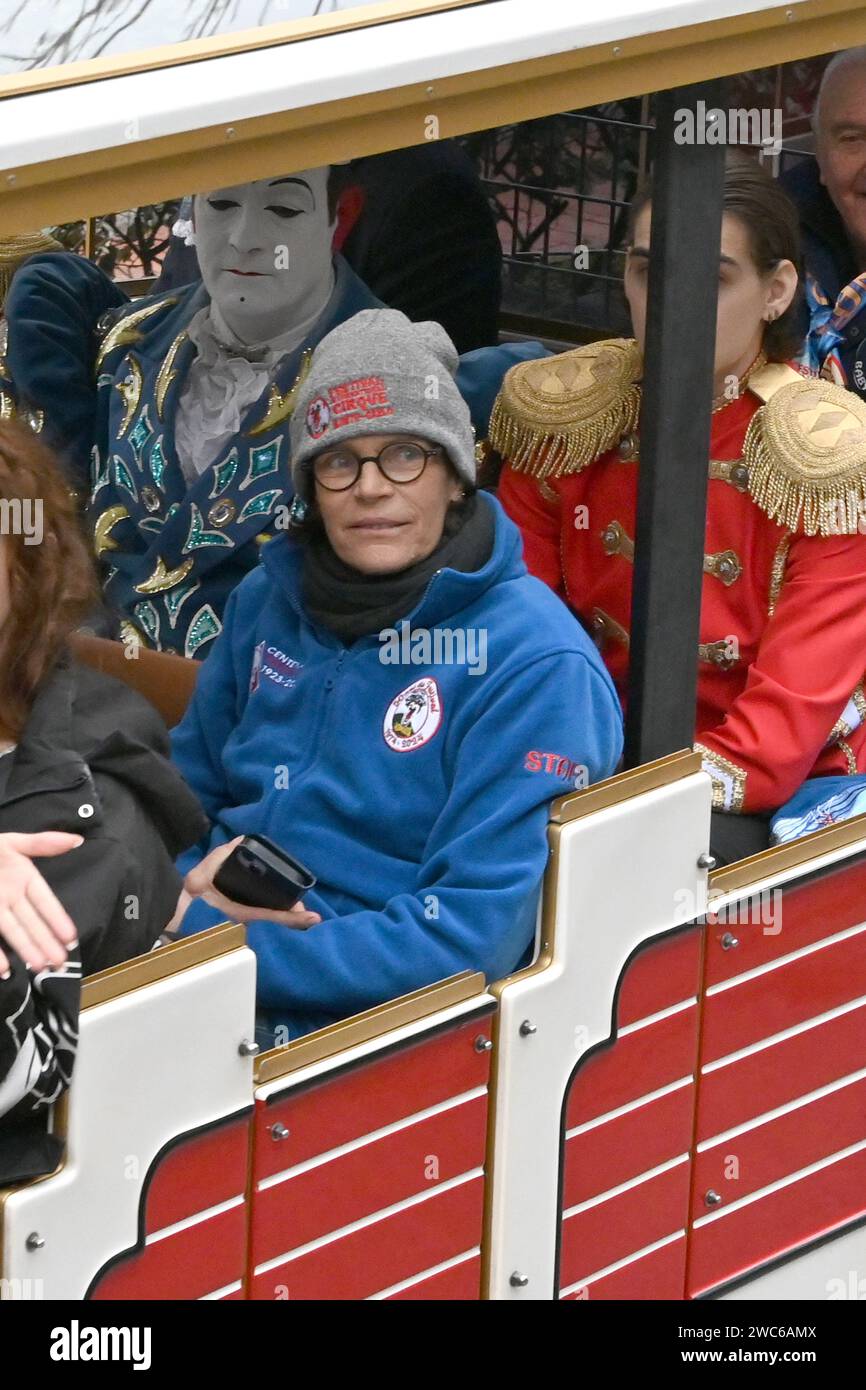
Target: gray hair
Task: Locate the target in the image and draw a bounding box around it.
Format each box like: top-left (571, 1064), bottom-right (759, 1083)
top-left (814, 46), bottom-right (866, 136)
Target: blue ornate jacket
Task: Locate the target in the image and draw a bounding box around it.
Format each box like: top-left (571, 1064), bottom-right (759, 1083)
top-left (1, 251), bottom-right (548, 658)
top-left (2, 252), bottom-right (380, 658)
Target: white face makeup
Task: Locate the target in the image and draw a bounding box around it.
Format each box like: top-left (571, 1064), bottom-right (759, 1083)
top-left (193, 166), bottom-right (336, 344)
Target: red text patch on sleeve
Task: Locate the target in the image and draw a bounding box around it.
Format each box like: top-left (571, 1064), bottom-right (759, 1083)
top-left (525, 750), bottom-right (589, 788)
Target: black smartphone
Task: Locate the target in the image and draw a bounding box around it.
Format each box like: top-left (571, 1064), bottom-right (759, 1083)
top-left (214, 835), bottom-right (317, 911)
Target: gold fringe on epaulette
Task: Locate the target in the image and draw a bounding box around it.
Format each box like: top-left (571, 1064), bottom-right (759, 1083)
top-left (744, 404), bottom-right (866, 537)
top-left (488, 381), bottom-right (641, 480)
top-left (0, 232), bottom-right (63, 310)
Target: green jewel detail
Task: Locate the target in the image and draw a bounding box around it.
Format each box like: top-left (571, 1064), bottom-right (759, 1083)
top-left (138, 516), bottom-right (164, 534)
top-left (113, 455), bottom-right (138, 500)
top-left (241, 438), bottom-right (281, 491)
top-left (129, 406), bottom-right (153, 462)
top-left (149, 434), bottom-right (168, 490)
top-left (132, 600), bottom-right (160, 648)
top-left (182, 502), bottom-right (234, 552)
top-left (91, 445), bottom-right (109, 496)
top-left (210, 449), bottom-right (239, 498)
top-left (185, 603), bottom-right (222, 658)
top-left (237, 488), bottom-right (280, 524)
top-left (166, 503), bottom-right (180, 520)
top-left (164, 580), bottom-right (200, 630)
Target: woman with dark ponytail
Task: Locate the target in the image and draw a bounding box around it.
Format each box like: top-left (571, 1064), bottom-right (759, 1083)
top-left (494, 153), bottom-right (866, 863)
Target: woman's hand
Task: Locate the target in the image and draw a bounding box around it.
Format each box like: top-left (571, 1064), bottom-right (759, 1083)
top-left (183, 837), bottom-right (322, 930)
top-left (0, 831), bottom-right (83, 977)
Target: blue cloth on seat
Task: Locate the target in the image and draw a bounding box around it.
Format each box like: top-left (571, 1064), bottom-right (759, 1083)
top-left (771, 775), bottom-right (866, 843)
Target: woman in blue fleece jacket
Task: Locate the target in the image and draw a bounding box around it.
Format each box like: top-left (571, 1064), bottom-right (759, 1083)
top-left (170, 309), bottom-right (623, 1040)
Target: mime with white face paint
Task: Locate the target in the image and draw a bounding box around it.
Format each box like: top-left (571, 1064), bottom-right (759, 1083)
top-left (0, 167), bottom-right (382, 658)
top-left (1, 164), bottom-right (550, 657)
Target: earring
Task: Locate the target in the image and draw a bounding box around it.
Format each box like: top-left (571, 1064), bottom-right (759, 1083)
top-left (289, 494), bottom-right (308, 525)
top-left (765, 309), bottom-right (777, 323)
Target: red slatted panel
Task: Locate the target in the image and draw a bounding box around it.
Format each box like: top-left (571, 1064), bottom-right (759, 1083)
top-left (701, 931), bottom-right (866, 1064)
top-left (617, 929), bottom-right (702, 1027)
top-left (563, 1084), bottom-right (694, 1208)
top-left (565, 1005), bottom-right (699, 1128)
top-left (145, 1117), bottom-right (250, 1235)
top-left (558, 1162), bottom-right (690, 1292)
top-left (705, 857), bottom-right (866, 988)
top-left (250, 1174), bottom-right (484, 1300)
top-left (89, 1204), bottom-right (247, 1301)
top-left (251, 1094), bottom-right (487, 1266)
top-left (688, 1146), bottom-right (866, 1296)
top-left (561, 1235), bottom-right (687, 1300)
top-left (697, 1006), bottom-right (866, 1145)
top-left (253, 1015), bottom-right (491, 1181)
top-left (696, 1001), bottom-right (866, 1140)
top-left (693, 1075), bottom-right (866, 1219)
top-left (384, 1254), bottom-right (481, 1300)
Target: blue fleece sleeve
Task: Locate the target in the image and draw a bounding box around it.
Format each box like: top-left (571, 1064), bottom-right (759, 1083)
top-left (4, 252), bottom-right (128, 489)
top-left (457, 340), bottom-right (552, 438)
top-left (171, 582), bottom-right (251, 837)
top-left (247, 649), bottom-right (623, 1018)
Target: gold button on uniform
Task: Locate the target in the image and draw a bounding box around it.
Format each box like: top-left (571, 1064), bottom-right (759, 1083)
top-left (208, 500), bottom-right (236, 527)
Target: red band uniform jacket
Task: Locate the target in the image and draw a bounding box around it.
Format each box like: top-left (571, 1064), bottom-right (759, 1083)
top-left (493, 339), bottom-right (866, 815)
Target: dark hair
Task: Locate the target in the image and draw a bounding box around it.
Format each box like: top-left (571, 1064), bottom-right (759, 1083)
top-left (628, 151), bottom-right (805, 362)
top-left (0, 422), bottom-right (98, 738)
top-left (326, 165), bottom-right (356, 223)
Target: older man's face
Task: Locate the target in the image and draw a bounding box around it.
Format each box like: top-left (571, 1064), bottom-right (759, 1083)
top-left (817, 61), bottom-right (866, 261)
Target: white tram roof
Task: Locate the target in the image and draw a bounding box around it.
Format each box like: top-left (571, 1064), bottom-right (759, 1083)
top-left (0, 0), bottom-right (859, 231)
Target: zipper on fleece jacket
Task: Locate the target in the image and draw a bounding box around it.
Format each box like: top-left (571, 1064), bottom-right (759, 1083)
top-left (258, 565), bottom-right (447, 817)
top-left (262, 644), bottom-right (350, 820)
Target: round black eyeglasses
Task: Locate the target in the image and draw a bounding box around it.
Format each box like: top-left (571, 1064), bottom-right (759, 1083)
top-left (312, 441), bottom-right (444, 491)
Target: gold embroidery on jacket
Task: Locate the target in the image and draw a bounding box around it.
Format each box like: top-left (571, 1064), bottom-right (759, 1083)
top-left (695, 741), bottom-right (747, 812)
top-left (768, 534), bottom-right (793, 616)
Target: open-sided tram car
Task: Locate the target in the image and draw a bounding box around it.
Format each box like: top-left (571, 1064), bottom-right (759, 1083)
top-left (1, 0), bottom-right (866, 1300)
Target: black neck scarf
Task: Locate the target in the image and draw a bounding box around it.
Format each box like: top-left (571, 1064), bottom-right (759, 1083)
top-left (301, 494), bottom-right (494, 643)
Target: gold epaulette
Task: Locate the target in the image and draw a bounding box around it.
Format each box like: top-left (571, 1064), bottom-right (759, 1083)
top-left (488, 338), bottom-right (643, 479)
top-left (744, 364), bottom-right (866, 536)
top-left (0, 231), bottom-right (63, 310)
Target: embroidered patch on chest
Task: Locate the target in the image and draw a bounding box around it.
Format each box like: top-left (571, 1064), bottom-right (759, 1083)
top-left (306, 375), bottom-right (395, 439)
top-left (250, 640), bottom-right (303, 692)
top-left (383, 677), bottom-right (443, 752)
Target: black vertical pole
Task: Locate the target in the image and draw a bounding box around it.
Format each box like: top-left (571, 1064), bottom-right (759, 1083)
top-left (624, 80), bottom-right (727, 768)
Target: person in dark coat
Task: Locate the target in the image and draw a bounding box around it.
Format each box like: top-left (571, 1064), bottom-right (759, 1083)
top-left (782, 46), bottom-right (866, 395)
top-left (338, 143), bottom-right (502, 353)
top-left (0, 422), bottom-right (207, 1182)
top-left (156, 142), bottom-right (502, 353)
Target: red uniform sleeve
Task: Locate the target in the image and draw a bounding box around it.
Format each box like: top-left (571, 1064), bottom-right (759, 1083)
top-left (497, 463), bottom-right (565, 597)
top-left (698, 529), bottom-right (866, 813)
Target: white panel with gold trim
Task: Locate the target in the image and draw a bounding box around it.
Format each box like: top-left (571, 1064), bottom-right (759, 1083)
top-left (0, 0), bottom-right (795, 172)
top-left (254, 994), bottom-right (494, 1102)
top-left (1, 947), bottom-right (256, 1299)
top-left (707, 832), bottom-right (866, 917)
top-left (486, 768), bottom-right (712, 1300)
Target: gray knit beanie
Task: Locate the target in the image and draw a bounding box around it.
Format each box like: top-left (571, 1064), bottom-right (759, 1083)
top-left (290, 308), bottom-right (475, 498)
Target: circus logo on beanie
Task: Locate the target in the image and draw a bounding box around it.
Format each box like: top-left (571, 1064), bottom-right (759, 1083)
top-left (305, 375), bottom-right (395, 441)
top-left (306, 395), bottom-right (331, 439)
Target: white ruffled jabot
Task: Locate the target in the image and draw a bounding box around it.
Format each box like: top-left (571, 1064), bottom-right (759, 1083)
top-left (173, 277), bottom-right (335, 484)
